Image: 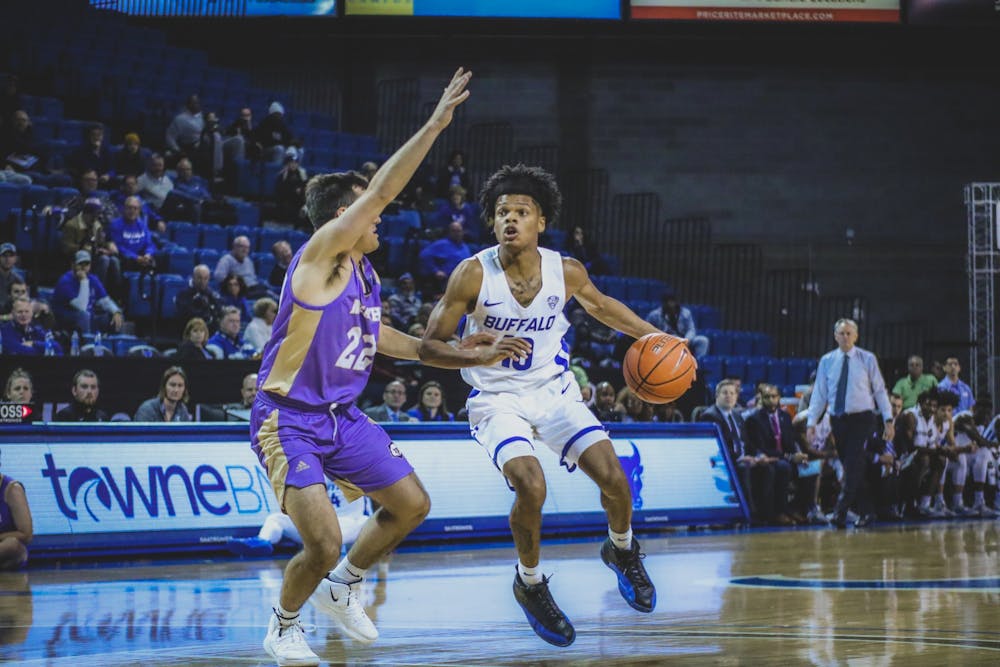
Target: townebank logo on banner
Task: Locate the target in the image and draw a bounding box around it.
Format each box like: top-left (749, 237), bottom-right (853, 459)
top-left (13, 443), bottom-right (278, 535)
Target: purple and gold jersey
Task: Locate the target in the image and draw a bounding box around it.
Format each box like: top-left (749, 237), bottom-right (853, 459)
top-left (258, 248), bottom-right (382, 409)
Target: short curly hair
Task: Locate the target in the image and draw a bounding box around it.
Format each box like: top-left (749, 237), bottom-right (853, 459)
top-left (304, 171), bottom-right (369, 230)
top-left (478, 164), bottom-right (562, 228)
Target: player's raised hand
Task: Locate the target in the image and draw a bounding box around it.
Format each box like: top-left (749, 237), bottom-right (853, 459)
top-left (428, 68), bottom-right (472, 131)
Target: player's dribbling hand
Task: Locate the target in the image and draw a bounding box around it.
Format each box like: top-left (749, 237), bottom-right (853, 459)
top-left (429, 68), bottom-right (472, 131)
top-left (458, 332), bottom-right (497, 349)
top-left (481, 336), bottom-right (533, 367)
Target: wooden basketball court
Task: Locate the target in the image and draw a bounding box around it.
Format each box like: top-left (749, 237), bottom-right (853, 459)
top-left (2, 521), bottom-right (999, 665)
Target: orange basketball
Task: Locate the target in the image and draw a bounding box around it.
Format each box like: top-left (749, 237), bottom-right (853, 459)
top-left (622, 333), bottom-right (698, 404)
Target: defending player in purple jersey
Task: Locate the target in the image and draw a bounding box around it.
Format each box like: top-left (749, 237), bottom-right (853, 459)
top-left (252, 69), bottom-right (531, 667)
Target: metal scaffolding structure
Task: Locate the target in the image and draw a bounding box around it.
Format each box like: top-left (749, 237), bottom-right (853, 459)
top-left (965, 183), bottom-right (1000, 402)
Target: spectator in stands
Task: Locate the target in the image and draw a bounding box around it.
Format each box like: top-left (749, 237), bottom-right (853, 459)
top-left (70, 124), bottom-right (112, 185)
top-left (253, 101), bottom-right (293, 163)
top-left (567, 226), bottom-right (606, 275)
top-left (698, 379), bottom-right (758, 519)
top-left (58, 169), bottom-right (116, 223)
top-left (165, 94), bottom-right (204, 158)
top-left (218, 273), bottom-right (252, 322)
top-left (930, 359), bottom-right (946, 382)
top-left (654, 402), bottom-right (685, 423)
top-left (196, 111), bottom-right (223, 181)
top-left (244, 297), bottom-right (277, 353)
top-left (0, 243), bottom-right (25, 313)
top-left (113, 132), bottom-right (145, 179)
top-left (418, 221), bottom-right (471, 298)
top-left (437, 149), bottom-right (469, 197)
top-left (402, 183), bottom-right (439, 214)
top-left (60, 197), bottom-right (121, 290)
top-left (136, 153), bottom-right (174, 211)
top-left (275, 147), bottom-right (308, 224)
top-left (619, 388), bottom-right (655, 422)
top-left (3, 368), bottom-right (33, 403)
top-left (645, 291), bottom-right (709, 359)
top-left (938, 356), bottom-right (975, 413)
top-left (0, 446), bottom-right (33, 570)
top-left (108, 196), bottom-right (157, 272)
top-left (0, 165), bottom-right (30, 186)
top-left (166, 158), bottom-right (211, 222)
top-left (214, 236), bottom-right (257, 287)
top-left (2, 277), bottom-right (28, 319)
top-left (176, 265), bottom-right (222, 330)
top-left (364, 380), bottom-right (415, 423)
top-left (53, 369), bottom-right (109, 422)
top-left (269, 240), bottom-right (293, 287)
top-left (230, 372), bottom-right (258, 411)
top-left (360, 161), bottom-right (378, 183)
top-left (134, 366), bottom-right (193, 422)
top-left (1, 110), bottom-right (43, 178)
top-left (52, 250), bottom-right (124, 334)
top-left (892, 355), bottom-right (937, 409)
top-left (591, 381), bottom-right (625, 422)
top-left (407, 380), bottom-right (453, 422)
top-left (176, 316), bottom-right (215, 361)
top-left (207, 306), bottom-right (255, 359)
top-left (0, 297), bottom-right (50, 355)
top-left (433, 185), bottom-right (479, 240)
top-left (388, 272), bottom-right (422, 330)
top-left (224, 107), bottom-right (257, 163)
top-left (112, 174), bottom-right (163, 231)
top-left (744, 384), bottom-right (798, 526)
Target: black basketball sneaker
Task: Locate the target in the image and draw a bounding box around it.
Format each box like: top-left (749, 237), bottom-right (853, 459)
top-left (512, 569), bottom-right (575, 647)
top-left (600, 537), bottom-right (656, 612)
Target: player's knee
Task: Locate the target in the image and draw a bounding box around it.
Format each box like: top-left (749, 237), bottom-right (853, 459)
top-left (511, 473), bottom-right (546, 509)
top-left (302, 534), bottom-right (342, 569)
top-left (408, 488), bottom-right (431, 524)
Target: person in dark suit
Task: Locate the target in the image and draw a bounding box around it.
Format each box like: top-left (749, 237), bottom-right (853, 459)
top-left (698, 379), bottom-right (759, 523)
top-left (744, 384), bottom-right (801, 526)
top-left (363, 381), bottom-right (415, 423)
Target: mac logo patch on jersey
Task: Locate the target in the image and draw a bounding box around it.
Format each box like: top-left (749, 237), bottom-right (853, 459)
top-left (389, 442), bottom-right (403, 458)
top-left (547, 296), bottom-right (560, 310)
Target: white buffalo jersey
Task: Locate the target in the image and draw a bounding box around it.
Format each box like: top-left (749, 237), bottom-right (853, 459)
top-left (461, 246), bottom-right (572, 393)
top-left (908, 405), bottom-right (942, 449)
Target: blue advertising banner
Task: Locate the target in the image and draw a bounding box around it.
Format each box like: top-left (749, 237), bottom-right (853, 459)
top-left (345, 0), bottom-right (620, 18)
top-left (2, 423), bottom-right (747, 557)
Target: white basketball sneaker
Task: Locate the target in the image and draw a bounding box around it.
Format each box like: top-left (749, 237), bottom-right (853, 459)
top-left (310, 576), bottom-right (379, 643)
top-left (263, 613), bottom-right (320, 667)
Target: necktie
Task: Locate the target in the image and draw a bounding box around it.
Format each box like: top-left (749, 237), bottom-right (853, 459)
top-left (728, 414), bottom-right (743, 457)
top-left (834, 353), bottom-right (850, 416)
top-left (770, 410), bottom-right (783, 453)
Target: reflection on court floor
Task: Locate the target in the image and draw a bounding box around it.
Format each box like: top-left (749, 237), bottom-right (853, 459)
top-left (2, 521), bottom-right (999, 665)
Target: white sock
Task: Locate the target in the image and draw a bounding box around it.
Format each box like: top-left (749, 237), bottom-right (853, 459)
top-left (609, 527), bottom-right (633, 550)
top-left (953, 492), bottom-right (964, 508)
top-left (258, 514), bottom-right (284, 544)
top-left (518, 560), bottom-right (542, 585)
top-left (274, 602), bottom-right (299, 629)
top-left (330, 557), bottom-right (366, 584)
top-left (920, 496), bottom-right (931, 508)
top-left (975, 491), bottom-right (985, 505)
top-left (935, 493), bottom-right (946, 504)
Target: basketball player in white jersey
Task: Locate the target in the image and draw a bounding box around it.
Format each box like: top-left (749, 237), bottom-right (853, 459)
top-left (907, 388), bottom-right (949, 517)
top-left (419, 164), bottom-right (667, 646)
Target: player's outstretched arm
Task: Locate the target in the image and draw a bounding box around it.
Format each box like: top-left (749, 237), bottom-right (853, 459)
top-left (377, 326), bottom-right (497, 363)
top-left (563, 258), bottom-right (659, 340)
top-left (418, 258), bottom-right (532, 369)
top-left (300, 68), bottom-right (472, 267)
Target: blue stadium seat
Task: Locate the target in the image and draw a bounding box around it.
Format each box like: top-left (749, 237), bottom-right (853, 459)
top-left (106, 334), bottom-right (140, 357)
top-left (692, 304), bottom-right (721, 330)
top-left (766, 358), bottom-right (789, 386)
top-left (52, 186), bottom-right (79, 203)
top-left (125, 271), bottom-right (154, 318)
top-left (31, 117), bottom-right (57, 142)
top-left (385, 237), bottom-right (406, 270)
top-left (229, 226), bottom-right (259, 248)
top-left (252, 252), bottom-right (275, 283)
top-left (288, 230), bottom-right (310, 252)
top-left (166, 247), bottom-right (194, 277)
top-left (194, 248), bottom-right (220, 268)
top-left (698, 355), bottom-right (725, 383)
top-left (168, 221), bottom-right (200, 250)
top-left (233, 201), bottom-right (261, 228)
top-left (258, 227), bottom-right (287, 253)
top-left (157, 274), bottom-right (187, 320)
top-left (0, 184), bottom-right (21, 218)
top-left (731, 331), bottom-right (755, 356)
top-left (381, 214), bottom-right (414, 241)
top-left (543, 228), bottom-right (566, 251)
top-left (36, 286), bottom-right (55, 304)
top-left (704, 329), bottom-right (733, 356)
top-left (22, 185), bottom-right (54, 210)
top-left (751, 332), bottom-right (773, 356)
top-left (725, 356), bottom-right (749, 382)
top-left (56, 119), bottom-right (91, 143)
top-left (786, 358), bottom-right (816, 386)
top-left (745, 356), bottom-right (769, 385)
top-left (259, 163), bottom-right (281, 198)
top-left (603, 276), bottom-right (628, 300)
top-left (739, 384), bottom-right (756, 406)
top-left (199, 224), bottom-right (228, 252)
top-left (234, 159), bottom-right (260, 198)
top-left (12, 208), bottom-right (49, 254)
